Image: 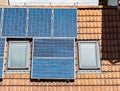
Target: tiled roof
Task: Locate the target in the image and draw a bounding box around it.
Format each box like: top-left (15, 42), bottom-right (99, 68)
top-left (0, 8), bottom-right (119, 91)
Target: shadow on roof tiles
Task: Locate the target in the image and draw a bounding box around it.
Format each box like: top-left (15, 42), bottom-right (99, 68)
top-left (102, 8), bottom-right (120, 64)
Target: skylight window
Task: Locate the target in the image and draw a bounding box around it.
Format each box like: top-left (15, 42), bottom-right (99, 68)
top-left (108, 0), bottom-right (118, 6)
top-left (77, 41), bottom-right (101, 73)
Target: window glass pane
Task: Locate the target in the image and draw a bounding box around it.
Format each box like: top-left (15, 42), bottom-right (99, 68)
top-left (9, 42), bottom-right (27, 68)
top-left (108, 0), bottom-right (118, 6)
top-left (78, 42), bottom-right (98, 68)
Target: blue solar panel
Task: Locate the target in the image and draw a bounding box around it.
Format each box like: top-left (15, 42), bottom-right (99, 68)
top-left (33, 39), bottom-right (74, 57)
top-left (54, 9), bottom-right (77, 37)
top-left (0, 8), bottom-right (1, 18)
top-left (0, 8), bottom-right (2, 32)
top-left (0, 38), bottom-right (5, 57)
top-left (31, 58), bottom-right (74, 79)
top-left (2, 8), bottom-right (27, 36)
top-left (0, 58), bottom-right (3, 78)
top-left (0, 38), bottom-right (5, 79)
top-left (0, 8), bottom-right (2, 36)
top-left (32, 39), bottom-right (74, 79)
top-left (28, 9), bottom-right (51, 37)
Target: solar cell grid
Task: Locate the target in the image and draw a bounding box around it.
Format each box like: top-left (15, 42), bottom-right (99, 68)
top-left (31, 58), bottom-right (74, 79)
top-left (0, 38), bottom-right (5, 79)
top-left (0, 8), bottom-right (1, 18)
top-left (33, 39), bottom-right (74, 57)
top-left (32, 39), bottom-right (74, 79)
top-left (1, 8), bottom-right (77, 38)
top-left (0, 38), bottom-right (5, 57)
top-left (2, 8), bottom-right (27, 37)
top-left (0, 58), bottom-right (3, 78)
top-left (54, 9), bottom-right (77, 37)
top-left (0, 8), bottom-right (77, 79)
top-left (28, 8), bottom-right (52, 37)
top-left (0, 8), bottom-right (2, 33)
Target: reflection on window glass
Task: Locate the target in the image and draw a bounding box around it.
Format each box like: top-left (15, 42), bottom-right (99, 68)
top-left (8, 41), bottom-right (29, 69)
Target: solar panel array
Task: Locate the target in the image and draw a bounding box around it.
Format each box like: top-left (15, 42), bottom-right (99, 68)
top-left (0, 8), bottom-right (77, 80)
top-left (54, 9), bottom-right (77, 37)
top-left (1, 8), bottom-right (77, 38)
top-left (2, 8), bottom-right (27, 37)
top-left (0, 38), bottom-right (5, 79)
top-left (31, 39), bottom-right (74, 79)
top-left (28, 9), bottom-right (52, 37)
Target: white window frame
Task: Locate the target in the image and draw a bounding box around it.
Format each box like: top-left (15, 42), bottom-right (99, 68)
top-left (77, 41), bottom-right (101, 73)
top-left (7, 41), bottom-right (30, 71)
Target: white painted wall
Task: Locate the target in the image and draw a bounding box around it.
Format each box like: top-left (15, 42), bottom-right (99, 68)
top-left (78, 0), bottom-right (99, 6)
top-left (9, 0), bottom-right (99, 6)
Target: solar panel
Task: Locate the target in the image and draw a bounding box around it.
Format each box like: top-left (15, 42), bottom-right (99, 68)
top-left (0, 58), bottom-right (3, 78)
top-left (0, 38), bottom-right (5, 79)
top-left (1, 8), bottom-right (77, 38)
top-left (33, 39), bottom-right (74, 57)
top-left (54, 9), bottom-right (77, 37)
top-left (0, 8), bottom-right (2, 33)
top-left (2, 8), bottom-right (27, 37)
top-left (0, 38), bottom-right (5, 57)
top-left (0, 8), bottom-right (1, 18)
top-left (28, 8), bottom-right (52, 37)
top-left (31, 58), bottom-right (74, 79)
top-left (31, 39), bottom-right (74, 79)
